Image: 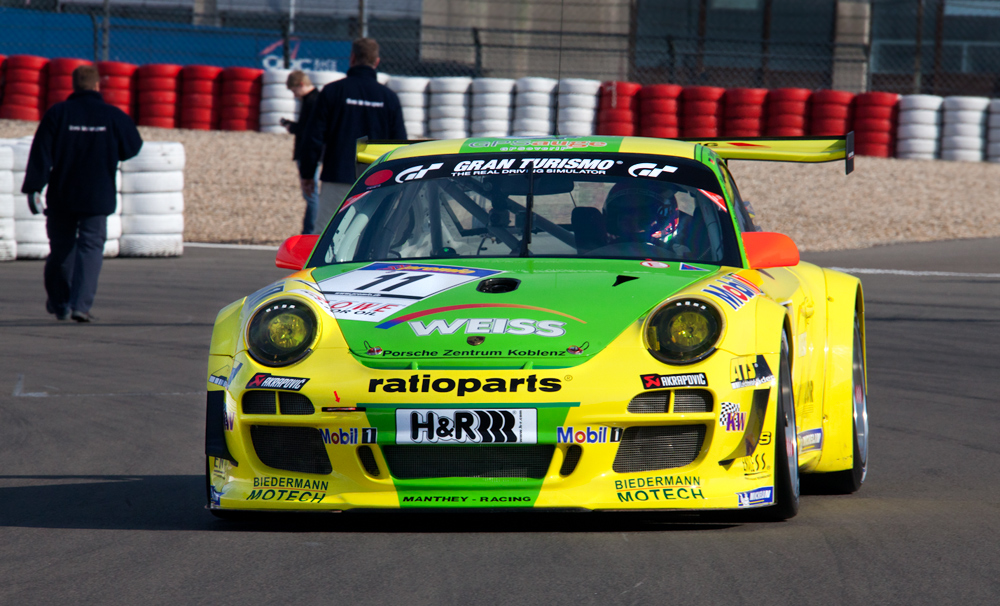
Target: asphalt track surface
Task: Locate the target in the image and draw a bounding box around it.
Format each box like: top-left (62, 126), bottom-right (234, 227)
top-left (2, 238), bottom-right (999, 606)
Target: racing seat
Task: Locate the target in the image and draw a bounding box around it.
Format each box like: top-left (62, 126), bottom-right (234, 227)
top-left (571, 207), bottom-right (607, 255)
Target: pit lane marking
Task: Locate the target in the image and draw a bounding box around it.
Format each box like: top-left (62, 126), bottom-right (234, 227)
top-left (830, 267), bottom-right (1000, 279)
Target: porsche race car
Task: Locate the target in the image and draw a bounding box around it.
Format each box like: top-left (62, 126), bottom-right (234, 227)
top-left (206, 134), bottom-right (868, 519)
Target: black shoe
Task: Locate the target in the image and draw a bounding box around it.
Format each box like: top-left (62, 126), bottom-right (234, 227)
top-left (71, 311), bottom-right (96, 323)
top-left (46, 301), bottom-right (70, 321)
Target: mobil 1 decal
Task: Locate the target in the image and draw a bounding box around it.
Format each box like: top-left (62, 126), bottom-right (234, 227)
top-left (315, 263), bottom-right (502, 323)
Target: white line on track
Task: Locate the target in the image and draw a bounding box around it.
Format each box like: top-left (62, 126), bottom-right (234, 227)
top-left (11, 374), bottom-right (199, 398)
top-left (185, 242), bottom-right (279, 251)
top-left (830, 267), bottom-right (1000, 279)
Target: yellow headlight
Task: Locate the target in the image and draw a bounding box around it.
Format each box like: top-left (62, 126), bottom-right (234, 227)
top-left (668, 311), bottom-right (710, 348)
top-left (266, 313), bottom-right (309, 351)
top-left (247, 299), bottom-right (318, 366)
top-left (645, 298), bottom-right (722, 364)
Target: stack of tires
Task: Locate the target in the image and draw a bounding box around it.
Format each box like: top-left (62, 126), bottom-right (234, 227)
top-left (46, 58), bottom-right (91, 109)
top-left (428, 77), bottom-right (472, 139)
top-left (470, 78), bottom-right (515, 138)
top-left (259, 69), bottom-right (295, 134)
top-left (638, 84), bottom-right (682, 139)
top-left (989, 100), bottom-right (1000, 163)
top-left (596, 81), bottom-right (640, 136)
top-left (851, 92), bottom-right (898, 157)
top-left (895, 95), bottom-right (943, 160)
top-left (308, 71), bottom-right (344, 90)
top-left (220, 67), bottom-right (263, 132)
top-left (722, 88), bottom-right (767, 137)
top-left (8, 140), bottom-right (49, 259)
top-left (765, 88), bottom-right (810, 137)
top-left (556, 79), bottom-right (600, 136)
top-left (513, 77), bottom-right (557, 136)
top-left (940, 96), bottom-right (989, 162)
top-left (387, 76), bottom-right (429, 138)
top-left (119, 142), bottom-right (184, 257)
top-left (98, 61), bottom-right (138, 117)
top-left (180, 65), bottom-right (223, 131)
top-left (809, 90), bottom-right (854, 136)
top-left (680, 86), bottom-right (725, 138)
top-left (0, 144), bottom-right (14, 262)
top-left (136, 64), bottom-right (182, 129)
top-left (0, 55), bottom-right (48, 122)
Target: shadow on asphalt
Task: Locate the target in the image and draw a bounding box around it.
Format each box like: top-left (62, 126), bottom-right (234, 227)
top-left (0, 475), bottom-right (772, 532)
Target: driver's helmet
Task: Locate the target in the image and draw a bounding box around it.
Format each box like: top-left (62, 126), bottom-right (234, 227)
top-left (604, 181), bottom-right (681, 245)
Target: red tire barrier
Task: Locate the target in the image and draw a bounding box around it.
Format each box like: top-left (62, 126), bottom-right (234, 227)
top-left (680, 86), bottom-right (724, 137)
top-left (641, 126), bottom-right (680, 138)
top-left (809, 119), bottom-right (849, 135)
top-left (180, 65), bottom-right (223, 130)
top-left (812, 89), bottom-right (854, 105)
top-left (723, 88), bottom-right (766, 136)
top-left (0, 105), bottom-right (42, 121)
top-left (48, 58), bottom-right (91, 76)
top-left (3, 82), bottom-right (43, 97)
top-left (136, 64), bottom-right (182, 128)
top-left (98, 61), bottom-right (137, 116)
top-left (641, 99), bottom-right (678, 114)
top-left (6, 55), bottom-right (48, 70)
top-left (638, 83), bottom-right (681, 138)
top-left (598, 122), bottom-right (636, 136)
top-left (765, 88), bottom-right (811, 137)
top-left (0, 55), bottom-right (48, 118)
top-left (642, 113), bottom-right (679, 128)
top-left (5, 68), bottom-right (47, 85)
top-left (182, 79), bottom-right (221, 95)
top-left (597, 81), bottom-right (640, 136)
top-left (851, 92), bottom-right (898, 157)
top-left (5, 94), bottom-right (40, 108)
top-left (810, 103), bottom-right (850, 120)
top-left (219, 67), bottom-right (263, 131)
top-left (221, 79), bottom-right (262, 95)
top-left (808, 90), bottom-right (854, 137)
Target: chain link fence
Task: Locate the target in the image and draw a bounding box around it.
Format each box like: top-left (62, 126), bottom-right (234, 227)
top-left (1, 0), bottom-right (999, 94)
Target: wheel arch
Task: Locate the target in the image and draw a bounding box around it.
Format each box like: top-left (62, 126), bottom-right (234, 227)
top-left (812, 268), bottom-right (864, 473)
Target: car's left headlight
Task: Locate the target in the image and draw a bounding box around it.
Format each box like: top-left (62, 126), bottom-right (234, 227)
top-left (644, 298), bottom-right (723, 364)
top-left (246, 299), bottom-right (318, 366)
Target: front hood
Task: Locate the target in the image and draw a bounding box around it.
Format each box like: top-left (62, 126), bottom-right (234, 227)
top-left (306, 259), bottom-right (722, 365)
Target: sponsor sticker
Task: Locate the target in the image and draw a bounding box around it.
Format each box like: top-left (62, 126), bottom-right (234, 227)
top-left (701, 273), bottom-right (763, 311)
top-left (320, 427), bottom-right (377, 445)
top-left (395, 163), bottom-right (443, 183)
top-left (614, 475), bottom-right (705, 503)
top-left (730, 355), bottom-right (775, 389)
top-left (461, 138), bottom-right (621, 153)
top-left (740, 451), bottom-right (771, 478)
top-left (369, 374), bottom-right (562, 395)
top-left (798, 428), bottom-right (823, 452)
top-left (364, 169), bottom-right (393, 187)
top-left (628, 162), bottom-right (678, 178)
top-left (209, 364), bottom-right (231, 387)
top-left (557, 426), bottom-right (623, 444)
top-left (407, 317), bottom-right (567, 337)
top-left (679, 263), bottom-right (706, 271)
top-left (641, 261), bottom-right (669, 268)
top-left (451, 157), bottom-right (618, 176)
top-left (698, 189), bottom-right (729, 212)
top-left (316, 263), bottom-right (503, 323)
top-left (245, 373), bottom-right (310, 391)
top-left (641, 372), bottom-right (708, 390)
top-left (719, 401), bottom-right (747, 433)
top-left (736, 487), bottom-right (774, 507)
top-left (396, 409), bottom-right (538, 444)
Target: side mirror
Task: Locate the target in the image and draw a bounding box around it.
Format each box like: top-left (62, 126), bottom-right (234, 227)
top-left (742, 231), bottom-right (800, 269)
top-left (276, 234), bottom-right (320, 270)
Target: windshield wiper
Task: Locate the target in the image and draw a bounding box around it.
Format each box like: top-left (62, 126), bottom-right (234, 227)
top-left (520, 165), bottom-right (534, 257)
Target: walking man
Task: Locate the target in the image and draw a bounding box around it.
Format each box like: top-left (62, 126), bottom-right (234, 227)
top-left (280, 70), bottom-right (321, 234)
top-left (22, 64), bottom-right (143, 322)
top-left (299, 37), bottom-right (406, 234)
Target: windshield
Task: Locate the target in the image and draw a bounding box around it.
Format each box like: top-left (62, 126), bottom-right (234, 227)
top-left (311, 153), bottom-right (742, 267)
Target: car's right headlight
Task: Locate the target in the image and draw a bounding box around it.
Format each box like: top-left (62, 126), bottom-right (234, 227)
top-left (644, 298), bottom-right (723, 364)
top-left (246, 299), bottom-right (318, 366)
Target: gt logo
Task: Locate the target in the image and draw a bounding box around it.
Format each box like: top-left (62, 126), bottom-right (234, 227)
top-left (628, 163), bottom-right (677, 178)
top-left (395, 163), bottom-right (443, 183)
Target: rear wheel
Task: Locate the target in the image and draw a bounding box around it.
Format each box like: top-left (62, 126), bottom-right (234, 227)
top-left (765, 332), bottom-right (800, 520)
top-left (809, 317), bottom-right (868, 493)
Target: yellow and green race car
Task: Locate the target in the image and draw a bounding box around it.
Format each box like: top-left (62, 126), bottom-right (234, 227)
top-left (206, 134), bottom-right (868, 520)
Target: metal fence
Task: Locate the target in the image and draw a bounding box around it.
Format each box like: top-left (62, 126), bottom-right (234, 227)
top-left (1, 0), bottom-right (999, 95)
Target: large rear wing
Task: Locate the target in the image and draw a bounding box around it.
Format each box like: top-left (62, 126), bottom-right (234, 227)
top-left (356, 132), bottom-right (856, 177)
top-left (681, 132), bottom-right (855, 174)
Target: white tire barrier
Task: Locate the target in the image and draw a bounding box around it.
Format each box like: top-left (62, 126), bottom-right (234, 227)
top-left (405, 122), bottom-right (427, 138)
top-left (472, 106), bottom-right (512, 121)
top-left (262, 69), bottom-right (292, 85)
top-left (120, 171), bottom-right (185, 194)
top-left (429, 80), bottom-right (470, 138)
top-left (429, 105), bottom-right (469, 120)
top-left (896, 139), bottom-right (938, 154)
top-left (898, 94), bottom-right (944, 111)
top-left (512, 118), bottom-right (553, 134)
top-left (558, 78), bottom-right (601, 96)
top-left (515, 77), bottom-right (557, 94)
top-left (472, 78), bottom-right (515, 94)
top-left (516, 92), bottom-right (553, 107)
top-left (106, 213), bottom-right (122, 240)
top-left (558, 93), bottom-right (600, 109)
top-left (472, 93), bottom-right (514, 108)
top-left (120, 142), bottom-right (186, 173)
top-left (260, 98), bottom-right (297, 113)
top-left (0, 217), bottom-right (14, 240)
top-left (387, 76), bottom-right (429, 94)
top-left (121, 192), bottom-right (184, 215)
top-left (0, 193), bottom-right (13, 219)
top-left (897, 152), bottom-right (936, 161)
top-left (557, 121), bottom-right (596, 136)
top-left (120, 234), bottom-right (183, 257)
top-left (943, 123), bottom-right (985, 137)
top-left (0, 239), bottom-right (15, 262)
top-left (396, 92), bottom-right (428, 108)
top-left (429, 77), bottom-right (472, 94)
top-left (944, 110), bottom-right (987, 125)
top-left (941, 149), bottom-right (984, 162)
top-left (259, 113), bottom-right (287, 128)
top-left (990, 114), bottom-right (1000, 129)
top-left (259, 125), bottom-right (287, 135)
top-left (103, 238), bottom-right (119, 258)
top-left (15, 218), bottom-right (47, 243)
top-left (308, 71), bottom-right (344, 88)
top-left (15, 242), bottom-right (48, 259)
top-left (898, 109), bottom-right (942, 126)
top-left (942, 96), bottom-right (990, 112)
top-left (402, 107), bottom-right (427, 122)
top-left (941, 135), bottom-right (985, 151)
top-left (897, 124), bottom-right (940, 140)
top-left (429, 118), bottom-right (468, 132)
top-left (262, 83), bottom-right (293, 100)
top-left (471, 119), bottom-right (510, 133)
top-left (122, 213), bottom-right (185, 234)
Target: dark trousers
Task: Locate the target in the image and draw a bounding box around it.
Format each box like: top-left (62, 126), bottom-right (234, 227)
top-left (45, 213), bottom-right (107, 314)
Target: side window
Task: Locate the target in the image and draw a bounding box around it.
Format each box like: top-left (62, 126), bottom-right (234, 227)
top-left (719, 162), bottom-right (760, 232)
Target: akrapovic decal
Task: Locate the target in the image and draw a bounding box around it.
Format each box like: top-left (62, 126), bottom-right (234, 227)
top-left (396, 408), bottom-right (537, 444)
top-left (316, 263), bottom-right (502, 323)
top-left (641, 373), bottom-right (708, 389)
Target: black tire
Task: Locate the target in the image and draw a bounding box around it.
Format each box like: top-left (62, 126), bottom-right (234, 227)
top-left (806, 316), bottom-right (868, 494)
top-left (765, 332), bottom-right (800, 520)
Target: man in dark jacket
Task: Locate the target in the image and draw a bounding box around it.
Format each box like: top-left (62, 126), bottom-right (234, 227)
top-left (281, 70), bottom-right (320, 234)
top-left (299, 38), bottom-right (406, 234)
top-left (22, 64), bottom-right (143, 322)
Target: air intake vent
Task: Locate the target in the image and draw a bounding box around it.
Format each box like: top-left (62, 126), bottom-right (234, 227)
top-left (477, 277), bottom-right (520, 293)
top-left (672, 389), bottom-right (713, 413)
top-left (612, 425), bottom-right (706, 473)
top-left (279, 392), bottom-right (314, 415)
top-left (243, 391), bottom-right (276, 414)
top-left (560, 444), bottom-right (583, 476)
top-left (250, 425), bottom-right (332, 475)
top-left (628, 391), bottom-right (669, 413)
top-left (382, 445), bottom-right (554, 479)
top-left (357, 445), bottom-right (381, 477)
